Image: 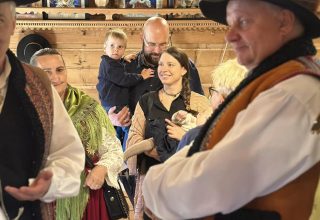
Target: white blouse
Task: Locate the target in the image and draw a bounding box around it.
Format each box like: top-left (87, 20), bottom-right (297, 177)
top-left (95, 127), bottom-right (123, 188)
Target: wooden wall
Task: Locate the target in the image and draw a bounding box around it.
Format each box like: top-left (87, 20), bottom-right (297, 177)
top-left (9, 24), bottom-right (320, 100)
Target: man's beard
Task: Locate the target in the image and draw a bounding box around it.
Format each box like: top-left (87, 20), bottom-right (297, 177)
top-left (145, 52), bottom-right (160, 66)
top-left (143, 44), bottom-right (161, 66)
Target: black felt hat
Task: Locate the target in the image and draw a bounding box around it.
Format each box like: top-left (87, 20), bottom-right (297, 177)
top-left (0, 0), bottom-right (40, 6)
top-left (17, 34), bottom-right (51, 63)
top-left (199, 0), bottom-right (320, 39)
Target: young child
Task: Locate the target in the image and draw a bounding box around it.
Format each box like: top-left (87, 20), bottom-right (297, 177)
top-left (96, 29), bottom-right (154, 150)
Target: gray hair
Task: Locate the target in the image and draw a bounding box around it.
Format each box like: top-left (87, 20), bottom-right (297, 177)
top-left (8, 1), bottom-right (16, 20)
top-left (260, 0), bottom-right (305, 37)
top-left (30, 48), bottom-right (65, 66)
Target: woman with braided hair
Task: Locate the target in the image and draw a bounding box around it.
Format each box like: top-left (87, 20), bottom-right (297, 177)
top-left (125, 46), bottom-right (210, 219)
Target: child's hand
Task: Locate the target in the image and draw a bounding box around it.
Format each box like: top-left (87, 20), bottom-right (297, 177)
top-left (172, 110), bottom-right (188, 125)
top-left (141, 68), bottom-right (155, 80)
top-left (123, 53), bottom-right (137, 62)
top-left (175, 110), bottom-right (188, 122)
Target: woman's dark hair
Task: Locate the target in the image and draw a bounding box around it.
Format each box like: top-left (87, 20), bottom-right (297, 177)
top-left (164, 46), bottom-right (197, 115)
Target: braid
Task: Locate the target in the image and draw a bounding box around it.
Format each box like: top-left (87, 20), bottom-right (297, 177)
top-left (181, 75), bottom-right (191, 111)
top-left (163, 46), bottom-right (198, 116)
top-left (181, 75), bottom-right (197, 116)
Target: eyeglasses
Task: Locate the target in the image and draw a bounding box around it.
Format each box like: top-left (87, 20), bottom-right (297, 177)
top-left (208, 86), bottom-right (219, 97)
top-left (143, 37), bottom-right (170, 50)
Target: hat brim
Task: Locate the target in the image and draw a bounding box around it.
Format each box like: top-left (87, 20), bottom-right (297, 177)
top-left (199, 0), bottom-right (228, 25)
top-left (17, 34), bottom-right (51, 63)
top-left (199, 0), bottom-right (320, 39)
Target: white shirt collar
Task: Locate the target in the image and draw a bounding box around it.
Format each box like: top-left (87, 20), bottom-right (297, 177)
top-left (0, 55), bottom-right (11, 89)
top-left (0, 55), bottom-right (12, 112)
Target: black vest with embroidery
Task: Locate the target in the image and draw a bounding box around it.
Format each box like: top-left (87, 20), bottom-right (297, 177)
top-left (0, 74), bottom-right (42, 219)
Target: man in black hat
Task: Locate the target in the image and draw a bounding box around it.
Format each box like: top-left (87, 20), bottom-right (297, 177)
top-left (0, 0), bottom-right (85, 219)
top-left (142, 0), bottom-right (320, 219)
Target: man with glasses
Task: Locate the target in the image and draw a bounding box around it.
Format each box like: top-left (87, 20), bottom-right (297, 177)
top-left (208, 86), bottom-right (224, 109)
top-left (107, 16), bottom-right (203, 130)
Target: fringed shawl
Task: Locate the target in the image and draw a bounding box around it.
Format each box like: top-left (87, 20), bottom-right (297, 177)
top-left (55, 85), bottom-right (115, 220)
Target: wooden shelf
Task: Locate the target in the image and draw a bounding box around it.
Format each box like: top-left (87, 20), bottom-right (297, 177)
top-left (15, 7), bottom-right (228, 31)
top-left (16, 7), bottom-right (202, 15)
top-left (16, 7), bottom-right (204, 20)
top-left (15, 19), bottom-right (226, 31)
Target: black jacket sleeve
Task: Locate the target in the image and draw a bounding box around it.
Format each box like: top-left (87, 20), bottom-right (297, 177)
top-left (105, 58), bottom-right (143, 87)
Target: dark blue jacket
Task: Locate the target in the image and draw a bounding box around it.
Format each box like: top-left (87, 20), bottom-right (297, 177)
top-left (96, 55), bottom-right (143, 111)
top-left (126, 51), bottom-right (204, 113)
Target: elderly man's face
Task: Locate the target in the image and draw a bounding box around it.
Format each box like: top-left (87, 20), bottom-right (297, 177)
top-left (35, 54), bottom-right (68, 99)
top-left (0, 2), bottom-right (15, 72)
top-left (225, 0), bottom-right (286, 70)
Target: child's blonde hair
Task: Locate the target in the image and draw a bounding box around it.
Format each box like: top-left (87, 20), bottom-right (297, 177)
top-left (103, 29), bottom-right (128, 49)
top-left (211, 59), bottom-right (247, 98)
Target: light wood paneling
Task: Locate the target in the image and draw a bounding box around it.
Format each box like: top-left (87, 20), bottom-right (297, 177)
top-left (10, 25), bottom-right (320, 101)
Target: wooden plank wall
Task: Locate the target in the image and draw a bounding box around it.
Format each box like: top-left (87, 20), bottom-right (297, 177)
top-left (9, 27), bottom-right (320, 100)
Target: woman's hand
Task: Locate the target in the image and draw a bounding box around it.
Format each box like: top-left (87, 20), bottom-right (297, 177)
top-left (85, 165), bottom-right (108, 190)
top-left (165, 119), bottom-right (186, 141)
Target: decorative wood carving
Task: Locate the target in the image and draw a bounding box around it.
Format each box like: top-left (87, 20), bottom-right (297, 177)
top-left (16, 19), bottom-right (227, 31)
top-left (15, 8), bottom-right (228, 31)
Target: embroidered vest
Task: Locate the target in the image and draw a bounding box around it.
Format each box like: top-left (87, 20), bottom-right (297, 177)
top-left (200, 58), bottom-right (320, 220)
top-left (0, 63), bottom-right (53, 220)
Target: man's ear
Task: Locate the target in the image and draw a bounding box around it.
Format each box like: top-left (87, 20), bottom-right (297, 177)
top-left (278, 9), bottom-right (296, 36)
